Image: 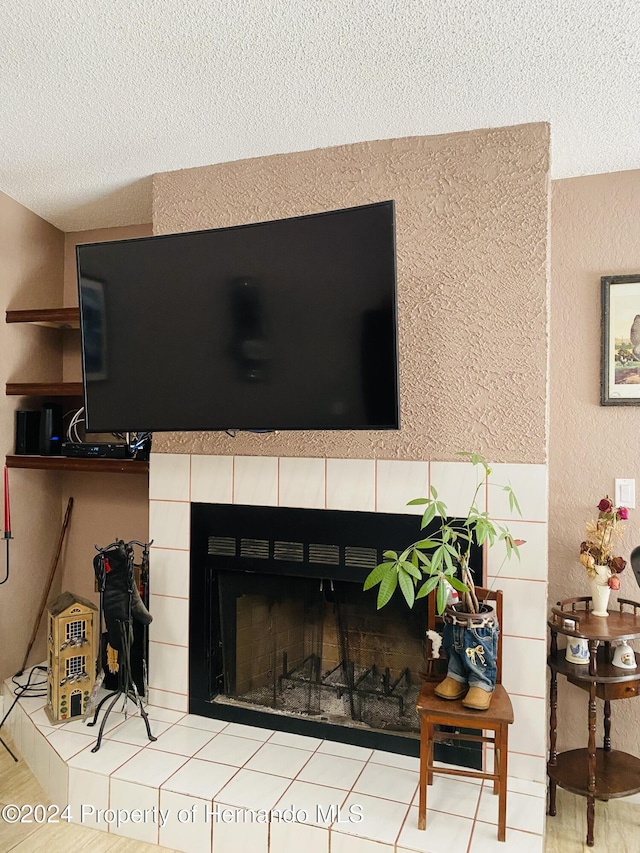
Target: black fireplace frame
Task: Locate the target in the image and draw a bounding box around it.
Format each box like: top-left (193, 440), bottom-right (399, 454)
top-left (189, 502), bottom-right (482, 762)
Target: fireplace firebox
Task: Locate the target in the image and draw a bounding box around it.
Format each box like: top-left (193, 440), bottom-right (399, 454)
top-left (189, 503), bottom-right (481, 764)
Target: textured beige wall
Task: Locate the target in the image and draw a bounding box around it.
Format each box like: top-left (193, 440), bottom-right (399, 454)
top-left (152, 124), bottom-right (550, 463)
top-left (0, 191), bottom-right (65, 680)
top-left (550, 170), bottom-right (640, 751)
top-left (59, 225), bottom-right (151, 600)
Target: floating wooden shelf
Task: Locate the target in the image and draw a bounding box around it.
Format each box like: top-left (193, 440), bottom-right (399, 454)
top-left (6, 382), bottom-right (83, 396)
top-left (6, 308), bottom-right (80, 328)
top-left (6, 455), bottom-right (149, 475)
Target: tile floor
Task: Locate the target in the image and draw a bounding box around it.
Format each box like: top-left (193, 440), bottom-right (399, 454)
top-left (1, 669), bottom-right (546, 852)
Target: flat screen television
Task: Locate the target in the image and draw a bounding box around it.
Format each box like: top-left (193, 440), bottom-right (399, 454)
top-left (77, 200), bottom-right (399, 433)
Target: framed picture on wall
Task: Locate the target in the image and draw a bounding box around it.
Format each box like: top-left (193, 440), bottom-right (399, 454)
top-left (601, 274), bottom-right (640, 405)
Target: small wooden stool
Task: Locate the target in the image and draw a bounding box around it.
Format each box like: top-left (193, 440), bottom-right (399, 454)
top-left (416, 588), bottom-right (514, 841)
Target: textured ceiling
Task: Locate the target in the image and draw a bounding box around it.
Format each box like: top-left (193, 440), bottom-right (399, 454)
top-left (1, 0), bottom-right (638, 231)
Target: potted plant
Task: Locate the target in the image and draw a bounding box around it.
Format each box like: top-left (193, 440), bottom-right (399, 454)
top-left (363, 452), bottom-right (524, 710)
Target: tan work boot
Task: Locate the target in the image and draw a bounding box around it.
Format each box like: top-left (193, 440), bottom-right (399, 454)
top-left (461, 686), bottom-right (493, 710)
top-left (434, 676), bottom-right (468, 700)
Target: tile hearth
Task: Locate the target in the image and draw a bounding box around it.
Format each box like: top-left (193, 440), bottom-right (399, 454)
top-left (3, 670), bottom-right (545, 852)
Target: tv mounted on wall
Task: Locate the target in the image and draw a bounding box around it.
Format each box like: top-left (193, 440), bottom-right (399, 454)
top-left (77, 200), bottom-right (399, 433)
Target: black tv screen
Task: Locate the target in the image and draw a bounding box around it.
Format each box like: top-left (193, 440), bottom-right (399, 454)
top-left (77, 200), bottom-right (399, 433)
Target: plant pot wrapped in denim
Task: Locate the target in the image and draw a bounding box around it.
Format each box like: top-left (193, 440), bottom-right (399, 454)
top-left (363, 452), bottom-right (523, 714)
top-left (435, 603), bottom-right (498, 711)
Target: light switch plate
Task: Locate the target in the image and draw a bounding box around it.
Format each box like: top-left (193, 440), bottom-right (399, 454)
top-left (615, 478), bottom-right (635, 509)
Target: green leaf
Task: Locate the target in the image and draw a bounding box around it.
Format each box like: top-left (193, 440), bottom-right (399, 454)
top-left (377, 568), bottom-right (398, 609)
top-left (430, 546), bottom-right (444, 574)
top-left (435, 501), bottom-right (447, 517)
top-left (398, 569), bottom-right (415, 608)
top-left (503, 486), bottom-right (522, 517)
top-left (406, 497), bottom-right (429, 505)
top-left (382, 550), bottom-right (398, 560)
top-left (447, 576), bottom-right (469, 593)
top-left (420, 503), bottom-right (437, 529)
top-left (443, 548), bottom-right (454, 573)
top-left (400, 560), bottom-right (422, 580)
top-left (414, 538), bottom-right (439, 549)
top-left (430, 485), bottom-right (438, 499)
top-left (436, 579), bottom-right (448, 615)
top-left (363, 562), bottom-right (393, 590)
top-left (415, 549), bottom-right (432, 566)
top-left (416, 575), bottom-right (439, 599)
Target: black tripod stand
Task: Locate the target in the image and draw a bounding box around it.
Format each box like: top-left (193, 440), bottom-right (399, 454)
top-left (86, 539), bottom-right (156, 752)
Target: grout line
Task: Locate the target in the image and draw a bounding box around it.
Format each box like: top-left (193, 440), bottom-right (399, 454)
top-left (150, 592), bottom-right (189, 600)
top-left (147, 685), bottom-right (188, 697)
top-left (490, 517), bottom-right (547, 524)
top-left (374, 458), bottom-right (378, 512)
top-left (232, 455), bottom-right (236, 504)
top-left (487, 575), bottom-right (548, 583)
top-left (149, 545), bottom-right (189, 552)
top-left (474, 816), bottom-right (544, 836)
top-left (394, 798), bottom-right (414, 850)
top-left (465, 774), bottom-right (485, 853)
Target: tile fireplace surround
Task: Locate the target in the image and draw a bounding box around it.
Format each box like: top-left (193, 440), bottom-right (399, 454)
top-left (4, 454), bottom-right (549, 852)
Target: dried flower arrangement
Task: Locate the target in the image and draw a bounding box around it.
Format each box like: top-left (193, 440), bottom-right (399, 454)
top-left (579, 496), bottom-right (628, 590)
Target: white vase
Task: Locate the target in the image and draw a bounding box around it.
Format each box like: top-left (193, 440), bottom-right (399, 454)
top-left (590, 565), bottom-right (611, 616)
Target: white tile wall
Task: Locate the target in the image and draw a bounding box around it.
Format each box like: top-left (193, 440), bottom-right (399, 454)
top-left (279, 456), bottom-right (326, 508)
top-left (149, 453), bottom-right (191, 501)
top-left (148, 642), bottom-right (189, 695)
top-left (487, 463), bottom-right (547, 522)
top-left (508, 695), bottom-right (547, 758)
top-left (149, 500), bottom-right (190, 550)
top-left (68, 767), bottom-right (110, 831)
top-left (501, 637), bottom-right (547, 698)
top-left (191, 454), bottom-right (234, 504)
top-left (109, 778), bottom-right (161, 843)
top-left (159, 789), bottom-right (213, 853)
top-left (375, 460), bottom-right (429, 515)
top-left (487, 520), bottom-right (547, 582)
top-left (271, 820), bottom-right (330, 853)
top-left (488, 578), bottom-right (548, 640)
top-left (147, 686), bottom-right (189, 713)
top-left (429, 460), bottom-right (487, 517)
top-left (149, 548), bottom-right (189, 598)
top-left (144, 451), bottom-right (550, 833)
top-left (233, 456), bottom-right (279, 505)
top-left (149, 594), bottom-right (190, 647)
top-left (326, 458), bottom-right (376, 511)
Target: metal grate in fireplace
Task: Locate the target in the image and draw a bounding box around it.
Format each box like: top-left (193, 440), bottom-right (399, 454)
top-left (190, 503), bottom-right (482, 763)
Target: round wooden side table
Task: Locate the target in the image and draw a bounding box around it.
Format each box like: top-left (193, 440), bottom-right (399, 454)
top-left (547, 596), bottom-right (640, 847)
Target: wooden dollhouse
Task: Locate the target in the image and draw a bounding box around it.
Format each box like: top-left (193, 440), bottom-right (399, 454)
top-left (45, 591), bottom-right (98, 724)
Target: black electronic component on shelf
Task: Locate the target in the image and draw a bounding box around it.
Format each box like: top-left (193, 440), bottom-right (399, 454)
top-left (15, 410), bottom-right (41, 454)
top-left (62, 442), bottom-right (129, 459)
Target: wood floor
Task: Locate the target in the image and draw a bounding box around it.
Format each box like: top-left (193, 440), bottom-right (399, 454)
top-left (1, 729), bottom-right (639, 852)
top-left (545, 788), bottom-right (640, 853)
